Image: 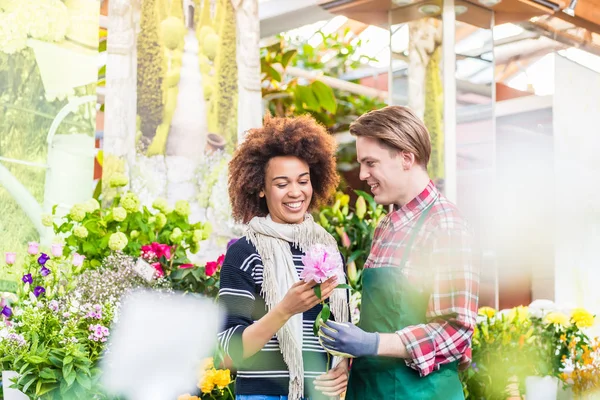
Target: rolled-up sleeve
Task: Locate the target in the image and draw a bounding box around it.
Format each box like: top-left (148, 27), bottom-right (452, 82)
top-left (396, 226), bottom-right (479, 377)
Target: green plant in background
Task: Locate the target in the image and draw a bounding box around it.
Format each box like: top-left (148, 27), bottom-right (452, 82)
top-left (50, 175), bottom-right (211, 272)
top-left (137, 0), bottom-right (165, 142)
top-left (424, 44), bottom-right (443, 180)
top-left (261, 30), bottom-right (386, 134)
top-left (207, 0), bottom-right (238, 150)
top-left (170, 0), bottom-right (184, 21)
top-left (315, 190), bottom-right (386, 292)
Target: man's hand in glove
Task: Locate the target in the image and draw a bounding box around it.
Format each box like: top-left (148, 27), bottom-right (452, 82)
top-left (318, 320), bottom-right (380, 358)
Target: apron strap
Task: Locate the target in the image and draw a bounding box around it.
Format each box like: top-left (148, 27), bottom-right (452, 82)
top-left (399, 200), bottom-right (435, 270)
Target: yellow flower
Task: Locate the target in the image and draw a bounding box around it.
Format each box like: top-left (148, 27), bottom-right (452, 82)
top-left (508, 306), bottom-right (529, 323)
top-left (199, 369), bottom-right (216, 394)
top-left (571, 308), bottom-right (595, 328)
top-left (201, 357), bottom-right (214, 371)
top-left (478, 307), bottom-right (496, 318)
top-left (178, 395), bottom-right (199, 400)
top-left (545, 312), bottom-right (571, 327)
top-left (213, 369), bottom-right (231, 389)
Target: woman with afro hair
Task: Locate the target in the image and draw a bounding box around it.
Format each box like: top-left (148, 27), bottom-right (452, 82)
top-left (217, 115), bottom-right (351, 400)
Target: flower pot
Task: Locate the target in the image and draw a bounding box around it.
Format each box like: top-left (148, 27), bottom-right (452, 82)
top-left (205, 133), bottom-right (226, 154)
top-left (526, 376), bottom-right (559, 400)
top-left (2, 371), bottom-right (28, 400)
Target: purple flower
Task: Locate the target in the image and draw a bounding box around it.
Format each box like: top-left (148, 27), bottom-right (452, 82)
top-left (27, 242), bottom-right (39, 255)
top-left (22, 274), bottom-right (33, 284)
top-left (48, 300), bottom-right (59, 312)
top-left (50, 243), bottom-right (64, 258)
top-left (5, 252), bottom-right (16, 265)
top-left (1, 305), bottom-right (12, 318)
top-left (40, 265), bottom-right (51, 277)
top-left (72, 253), bottom-right (85, 267)
top-left (37, 253), bottom-right (50, 265)
top-left (33, 286), bottom-right (46, 297)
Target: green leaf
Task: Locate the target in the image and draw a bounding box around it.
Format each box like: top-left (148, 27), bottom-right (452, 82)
top-left (335, 284), bottom-right (353, 291)
top-left (63, 363), bottom-right (73, 381)
top-left (347, 250), bottom-right (364, 264)
top-left (321, 303), bottom-right (331, 322)
top-left (64, 369), bottom-right (77, 386)
top-left (22, 376), bottom-right (37, 394)
top-left (27, 355), bottom-right (45, 364)
top-left (313, 310), bottom-right (322, 336)
top-left (281, 49), bottom-right (297, 68)
top-left (63, 356), bottom-right (73, 365)
top-left (311, 81), bottom-right (337, 114)
top-left (295, 85), bottom-right (320, 111)
top-left (76, 373), bottom-right (92, 390)
top-left (37, 382), bottom-right (59, 396)
top-left (39, 368), bottom-right (56, 380)
top-left (313, 284), bottom-right (322, 300)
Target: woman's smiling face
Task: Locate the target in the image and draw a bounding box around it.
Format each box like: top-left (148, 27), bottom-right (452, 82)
top-left (261, 156), bottom-right (313, 224)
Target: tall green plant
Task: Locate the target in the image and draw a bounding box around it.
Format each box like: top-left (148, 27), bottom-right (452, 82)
top-left (137, 0), bottom-right (165, 141)
top-left (207, 0), bottom-right (237, 149)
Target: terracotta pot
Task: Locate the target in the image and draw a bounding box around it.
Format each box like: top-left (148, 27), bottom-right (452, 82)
top-left (205, 133), bottom-right (226, 154)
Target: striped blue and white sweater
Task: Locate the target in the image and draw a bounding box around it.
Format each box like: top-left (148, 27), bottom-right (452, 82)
top-left (218, 236), bottom-right (343, 399)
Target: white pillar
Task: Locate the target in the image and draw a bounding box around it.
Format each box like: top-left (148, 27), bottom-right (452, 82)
top-left (442, 0), bottom-right (457, 202)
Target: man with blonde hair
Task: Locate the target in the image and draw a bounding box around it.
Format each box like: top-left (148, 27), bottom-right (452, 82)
top-left (317, 106), bottom-right (479, 399)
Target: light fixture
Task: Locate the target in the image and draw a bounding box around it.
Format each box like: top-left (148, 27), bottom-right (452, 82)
top-left (454, 5), bottom-right (468, 14)
top-left (563, 0), bottom-right (578, 16)
top-left (392, 0), bottom-right (413, 5)
top-left (418, 4), bottom-right (441, 15)
top-left (478, 0), bottom-right (501, 6)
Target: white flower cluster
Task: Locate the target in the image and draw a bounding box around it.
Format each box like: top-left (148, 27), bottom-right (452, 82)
top-left (0, 0), bottom-right (69, 54)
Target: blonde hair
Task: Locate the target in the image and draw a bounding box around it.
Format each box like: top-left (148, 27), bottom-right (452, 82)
top-left (349, 105), bottom-right (431, 167)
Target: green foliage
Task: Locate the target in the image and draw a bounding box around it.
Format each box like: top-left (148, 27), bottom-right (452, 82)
top-left (52, 193), bottom-right (210, 272)
top-left (161, 16), bottom-right (186, 51)
top-left (261, 32), bottom-right (386, 134)
top-left (207, 0), bottom-right (237, 150)
top-left (315, 190), bottom-right (386, 292)
top-left (199, 0), bottom-right (212, 29)
top-left (424, 45), bottom-right (443, 180)
top-left (157, 0), bottom-right (170, 22)
top-left (137, 0), bottom-right (165, 141)
top-left (169, 0), bottom-right (184, 21)
top-left (202, 32), bottom-right (219, 61)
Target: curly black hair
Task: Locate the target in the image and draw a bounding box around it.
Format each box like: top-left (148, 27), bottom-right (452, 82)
top-left (228, 115), bottom-right (339, 223)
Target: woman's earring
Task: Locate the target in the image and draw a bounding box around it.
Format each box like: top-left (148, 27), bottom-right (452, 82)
top-left (259, 192), bottom-right (264, 198)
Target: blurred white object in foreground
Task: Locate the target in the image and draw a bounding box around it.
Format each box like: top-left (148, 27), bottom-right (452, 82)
top-left (101, 290), bottom-right (222, 400)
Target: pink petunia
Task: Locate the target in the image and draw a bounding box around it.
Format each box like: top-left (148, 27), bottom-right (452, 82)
top-left (205, 261), bottom-right (218, 277)
top-left (300, 244), bottom-right (343, 284)
top-left (151, 262), bottom-right (165, 278)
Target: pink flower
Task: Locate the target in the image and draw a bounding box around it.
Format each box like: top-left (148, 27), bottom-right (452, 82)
top-left (5, 252), bottom-right (16, 265)
top-left (205, 261), bottom-right (218, 277)
top-left (179, 263), bottom-right (194, 269)
top-left (205, 254), bottom-right (225, 277)
top-left (27, 242), bottom-right (39, 255)
top-left (300, 244), bottom-right (343, 284)
top-left (151, 262), bottom-right (164, 278)
top-left (72, 253), bottom-right (85, 267)
top-left (153, 243), bottom-right (172, 260)
top-left (51, 243), bottom-right (64, 258)
top-left (141, 242), bottom-right (172, 261)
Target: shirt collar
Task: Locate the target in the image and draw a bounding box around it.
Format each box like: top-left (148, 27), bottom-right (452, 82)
top-left (389, 180), bottom-right (439, 230)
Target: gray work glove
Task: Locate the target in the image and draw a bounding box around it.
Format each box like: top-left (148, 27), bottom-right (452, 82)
top-left (318, 320), bottom-right (380, 358)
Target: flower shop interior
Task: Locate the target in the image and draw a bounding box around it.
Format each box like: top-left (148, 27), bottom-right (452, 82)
top-left (1, 0), bottom-right (600, 398)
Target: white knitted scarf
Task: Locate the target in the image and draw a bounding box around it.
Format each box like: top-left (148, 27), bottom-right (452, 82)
top-left (246, 214), bottom-right (349, 400)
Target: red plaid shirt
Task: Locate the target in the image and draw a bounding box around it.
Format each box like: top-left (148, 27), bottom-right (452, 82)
top-left (364, 180), bottom-right (479, 377)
